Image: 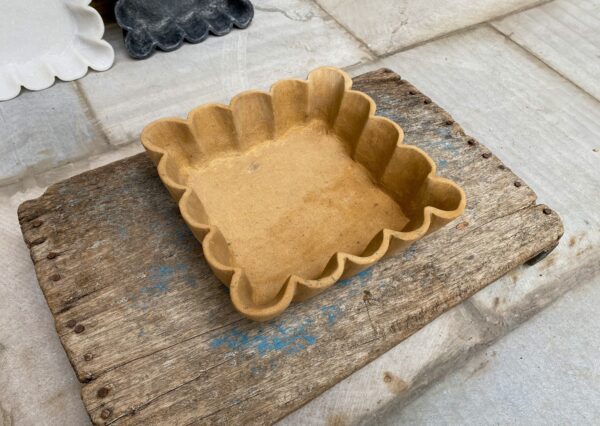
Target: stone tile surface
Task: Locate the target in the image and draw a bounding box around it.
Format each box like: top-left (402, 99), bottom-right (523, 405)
top-left (493, 0), bottom-right (600, 101)
top-left (313, 0), bottom-right (542, 55)
top-left (377, 274), bottom-right (600, 425)
top-left (0, 82), bottom-right (106, 186)
top-left (78, 0), bottom-right (372, 146)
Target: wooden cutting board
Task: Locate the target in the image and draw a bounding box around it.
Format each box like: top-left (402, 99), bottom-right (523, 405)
top-left (18, 69), bottom-right (563, 425)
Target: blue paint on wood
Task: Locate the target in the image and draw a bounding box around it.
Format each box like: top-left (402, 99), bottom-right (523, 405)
top-left (438, 159), bottom-right (448, 169)
top-left (129, 262), bottom-right (199, 310)
top-left (117, 224), bottom-right (129, 240)
top-left (403, 245), bottom-right (417, 261)
top-left (321, 304), bottom-right (341, 326)
top-left (144, 262), bottom-right (197, 294)
top-left (429, 136), bottom-right (460, 156)
top-left (210, 318), bottom-right (317, 357)
top-left (338, 267), bottom-right (374, 287)
top-left (210, 266), bottom-right (378, 359)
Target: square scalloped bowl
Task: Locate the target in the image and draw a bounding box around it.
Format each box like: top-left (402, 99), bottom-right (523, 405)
top-left (141, 67), bottom-right (466, 321)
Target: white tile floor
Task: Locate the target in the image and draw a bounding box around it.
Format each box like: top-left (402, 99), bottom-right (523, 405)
top-left (377, 274), bottom-right (600, 425)
top-left (313, 0), bottom-right (542, 55)
top-left (1, 0), bottom-right (599, 424)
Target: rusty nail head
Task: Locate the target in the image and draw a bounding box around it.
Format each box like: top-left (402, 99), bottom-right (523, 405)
top-left (498, 164), bottom-right (506, 170)
top-left (51, 273), bottom-right (61, 282)
top-left (97, 387), bottom-right (110, 398)
top-left (408, 90), bottom-right (416, 95)
top-left (424, 98), bottom-right (431, 104)
top-left (445, 119), bottom-right (454, 125)
top-left (32, 219), bottom-right (43, 228)
top-left (30, 236), bottom-right (47, 246)
top-left (84, 353), bottom-right (94, 361)
top-left (100, 408), bottom-right (112, 419)
top-left (74, 324), bottom-right (85, 334)
top-left (543, 207), bottom-right (552, 215)
top-left (514, 181), bottom-right (522, 188)
top-left (47, 252), bottom-right (58, 259)
top-left (467, 139), bottom-right (476, 146)
top-left (66, 319), bottom-right (77, 328)
top-left (383, 373), bottom-right (392, 383)
top-left (482, 152), bottom-right (492, 159)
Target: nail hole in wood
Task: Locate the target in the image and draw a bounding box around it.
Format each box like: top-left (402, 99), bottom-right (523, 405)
top-left (30, 236), bottom-right (47, 246)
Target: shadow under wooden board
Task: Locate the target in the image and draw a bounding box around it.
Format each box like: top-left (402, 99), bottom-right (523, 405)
top-left (18, 69), bottom-right (563, 425)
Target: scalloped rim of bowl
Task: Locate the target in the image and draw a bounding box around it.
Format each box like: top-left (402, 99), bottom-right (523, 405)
top-left (141, 67), bottom-right (466, 321)
top-left (115, 0), bottom-right (254, 59)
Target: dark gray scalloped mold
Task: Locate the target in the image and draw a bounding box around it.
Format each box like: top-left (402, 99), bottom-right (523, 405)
top-left (115, 0), bottom-right (254, 59)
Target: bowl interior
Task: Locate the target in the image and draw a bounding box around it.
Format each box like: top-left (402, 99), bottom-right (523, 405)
top-left (190, 122), bottom-right (410, 289)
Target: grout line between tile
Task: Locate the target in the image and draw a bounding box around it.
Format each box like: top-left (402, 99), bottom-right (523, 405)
top-left (0, 139), bottom-right (141, 197)
top-left (72, 79), bottom-right (112, 147)
top-left (487, 24), bottom-right (600, 106)
top-left (375, 0), bottom-right (554, 59)
top-left (307, 0), bottom-right (378, 59)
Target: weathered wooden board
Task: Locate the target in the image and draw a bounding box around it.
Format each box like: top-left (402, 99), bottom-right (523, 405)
top-left (18, 69), bottom-right (563, 425)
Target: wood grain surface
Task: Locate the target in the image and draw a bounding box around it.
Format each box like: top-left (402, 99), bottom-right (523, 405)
top-left (18, 69), bottom-right (563, 425)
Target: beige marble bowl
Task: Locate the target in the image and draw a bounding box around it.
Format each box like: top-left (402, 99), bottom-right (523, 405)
top-left (141, 67), bottom-right (466, 321)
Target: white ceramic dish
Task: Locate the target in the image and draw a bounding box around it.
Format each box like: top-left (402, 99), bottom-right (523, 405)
top-left (0, 0), bottom-right (114, 101)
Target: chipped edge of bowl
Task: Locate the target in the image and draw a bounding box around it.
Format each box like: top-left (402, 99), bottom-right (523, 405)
top-left (114, 0), bottom-right (254, 59)
top-left (0, 0), bottom-right (115, 102)
top-left (141, 66), bottom-right (467, 321)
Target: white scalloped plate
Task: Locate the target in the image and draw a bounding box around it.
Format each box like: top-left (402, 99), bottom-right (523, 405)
top-left (0, 0), bottom-right (114, 101)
